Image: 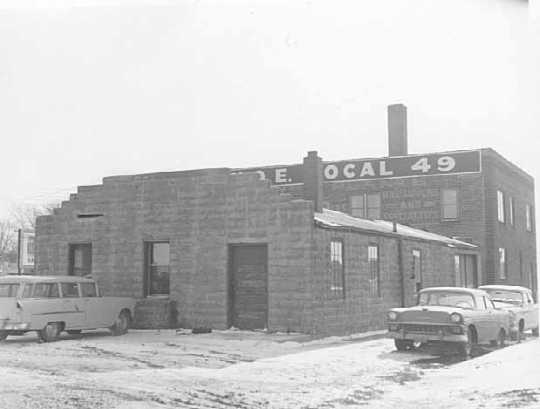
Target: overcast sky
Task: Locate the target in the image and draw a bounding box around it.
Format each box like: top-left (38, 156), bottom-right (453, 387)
top-left (0, 0), bottom-right (538, 219)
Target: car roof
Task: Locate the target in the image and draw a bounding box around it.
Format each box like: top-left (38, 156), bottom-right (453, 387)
top-left (478, 285), bottom-right (531, 293)
top-left (0, 275), bottom-right (95, 284)
top-left (419, 286), bottom-right (488, 296)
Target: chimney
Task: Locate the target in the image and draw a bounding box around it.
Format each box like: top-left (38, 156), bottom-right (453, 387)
top-left (302, 151), bottom-right (323, 213)
top-left (387, 103), bottom-right (408, 157)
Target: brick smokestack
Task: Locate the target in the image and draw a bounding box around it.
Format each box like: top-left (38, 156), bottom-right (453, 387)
top-left (303, 151), bottom-right (323, 213)
top-left (388, 103), bottom-right (408, 157)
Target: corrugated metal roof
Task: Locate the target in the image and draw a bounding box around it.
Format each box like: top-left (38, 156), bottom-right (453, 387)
top-left (314, 209), bottom-right (476, 249)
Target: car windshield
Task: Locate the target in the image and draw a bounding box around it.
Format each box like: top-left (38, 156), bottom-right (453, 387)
top-left (484, 290), bottom-right (523, 305)
top-left (418, 291), bottom-right (475, 309)
top-left (0, 283), bottom-right (20, 297)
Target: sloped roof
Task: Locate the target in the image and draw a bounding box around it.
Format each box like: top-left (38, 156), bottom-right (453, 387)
top-left (314, 209), bottom-right (476, 249)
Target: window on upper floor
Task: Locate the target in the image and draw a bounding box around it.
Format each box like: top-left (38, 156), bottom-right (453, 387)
top-left (441, 189), bottom-right (458, 220)
top-left (497, 190), bottom-right (505, 223)
top-left (526, 204), bottom-right (534, 232)
top-left (350, 193), bottom-right (381, 219)
top-left (509, 196), bottom-right (515, 226)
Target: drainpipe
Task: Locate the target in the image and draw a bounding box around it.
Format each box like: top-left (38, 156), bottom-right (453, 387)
top-left (394, 222), bottom-right (405, 307)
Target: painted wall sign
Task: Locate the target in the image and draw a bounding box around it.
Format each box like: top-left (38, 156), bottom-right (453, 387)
top-left (233, 150), bottom-right (481, 185)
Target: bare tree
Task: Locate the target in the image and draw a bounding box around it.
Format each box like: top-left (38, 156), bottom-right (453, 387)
top-left (0, 218), bottom-right (16, 263)
top-left (9, 202), bottom-right (59, 230)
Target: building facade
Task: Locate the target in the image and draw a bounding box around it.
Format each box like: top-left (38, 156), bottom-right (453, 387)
top-left (34, 104), bottom-right (536, 333)
top-left (35, 162), bottom-right (476, 335)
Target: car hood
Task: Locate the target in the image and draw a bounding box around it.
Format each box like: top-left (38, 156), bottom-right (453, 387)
top-left (391, 305), bottom-right (469, 323)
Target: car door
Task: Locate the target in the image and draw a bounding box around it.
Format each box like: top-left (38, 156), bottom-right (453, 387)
top-left (472, 295), bottom-right (492, 343)
top-left (525, 291), bottom-right (538, 330)
top-left (484, 296), bottom-right (504, 340)
top-left (59, 282), bottom-right (85, 329)
top-left (80, 281), bottom-right (104, 328)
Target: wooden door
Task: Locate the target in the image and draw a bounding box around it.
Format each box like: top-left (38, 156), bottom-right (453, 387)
top-left (229, 245), bottom-right (268, 330)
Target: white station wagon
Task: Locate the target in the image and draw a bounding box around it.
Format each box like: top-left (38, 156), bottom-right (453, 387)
top-left (0, 275), bottom-right (135, 342)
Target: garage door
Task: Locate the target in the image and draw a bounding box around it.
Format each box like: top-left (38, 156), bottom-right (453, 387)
top-left (229, 245), bottom-right (268, 330)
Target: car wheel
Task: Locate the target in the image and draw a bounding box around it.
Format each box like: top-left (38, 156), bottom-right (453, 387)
top-left (497, 329), bottom-right (506, 348)
top-left (110, 311), bottom-right (130, 336)
top-left (458, 327), bottom-right (474, 359)
top-left (532, 327), bottom-right (539, 337)
top-left (67, 330), bottom-right (82, 335)
top-left (39, 322), bottom-right (60, 342)
top-left (394, 339), bottom-right (410, 351)
top-left (0, 330), bottom-right (8, 341)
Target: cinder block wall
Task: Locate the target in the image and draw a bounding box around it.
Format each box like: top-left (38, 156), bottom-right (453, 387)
top-left (35, 169), bottom-right (315, 332)
top-left (310, 228), bottom-right (468, 336)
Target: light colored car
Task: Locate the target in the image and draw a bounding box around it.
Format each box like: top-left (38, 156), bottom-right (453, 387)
top-left (0, 275), bottom-right (135, 342)
top-left (479, 285), bottom-right (539, 340)
top-left (387, 287), bottom-right (512, 357)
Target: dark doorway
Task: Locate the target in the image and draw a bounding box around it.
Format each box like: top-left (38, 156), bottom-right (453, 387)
top-left (456, 254), bottom-right (478, 288)
top-left (228, 244), bottom-right (268, 330)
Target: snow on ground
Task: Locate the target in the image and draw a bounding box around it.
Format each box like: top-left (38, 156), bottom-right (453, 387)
top-left (0, 329), bottom-right (539, 409)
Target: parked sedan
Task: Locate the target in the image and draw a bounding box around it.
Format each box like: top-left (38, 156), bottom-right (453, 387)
top-left (0, 275), bottom-right (135, 342)
top-left (479, 285), bottom-right (539, 340)
top-left (387, 287), bottom-right (512, 357)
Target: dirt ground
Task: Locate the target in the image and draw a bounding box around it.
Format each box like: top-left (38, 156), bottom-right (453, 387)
top-left (0, 329), bottom-right (538, 409)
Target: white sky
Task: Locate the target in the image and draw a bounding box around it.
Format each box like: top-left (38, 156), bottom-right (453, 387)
top-left (0, 0), bottom-right (538, 218)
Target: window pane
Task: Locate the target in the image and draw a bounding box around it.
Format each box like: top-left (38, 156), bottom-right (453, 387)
top-left (69, 243), bottom-right (92, 276)
top-left (442, 189), bottom-right (458, 219)
top-left (146, 242), bottom-right (170, 296)
top-left (499, 248), bottom-right (506, 279)
top-left (509, 197), bottom-right (514, 225)
top-left (0, 284), bottom-right (19, 297)
top-left (61, 283), bottom-right (79, 298)
top-left (526, 205), bottom-right (532, 231)
top-left (368, 245), bottom-right (379, 297)
top-left (33, 283), bottom-right (59, 298)
top-left (497, 190), bottom-right (505, 223)
top-left (351, 195), bottom-right (365, 218)
top-left (329, 240), bottom-right (344, 296)
top-left (81, 283), bottom-right (97, 297)
top-left (367, 193), bottom-right (381, 219)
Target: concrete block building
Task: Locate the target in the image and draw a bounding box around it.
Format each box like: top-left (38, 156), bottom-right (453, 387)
top-left (34, 105), bottom-right (535, 334)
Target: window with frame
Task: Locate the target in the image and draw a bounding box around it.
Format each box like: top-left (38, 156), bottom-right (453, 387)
top-left (144, 241), bottom-right (170, 296)
top-left (61, 282), bottom-right (79, 298)
top-left (368, 245), bottom-right (380, 297)
top-left (329, 240), bottom-right (344, 297)
top-left (81, 282), bottom-right (98, 297)
top-left (33, 283), bottom-right (60, 298)
top-left (350, 193), bottom-right (381, 219)
top-left (454, 255), bottom-right (461, 286)
top-left (441, 189), bottom-right (458, 220)
top-left (526, 204), bottom-right (533, 232)
top-left (69, 243), bottom-right (92, 276)
top-left (509, 197), bottom-right (515, 226)
top-left (498, 248), bottom-right (507, 280)
top-left (497, 190), bottom-right (505, 223)
top-left (412, 249), bottom-right (422, 292)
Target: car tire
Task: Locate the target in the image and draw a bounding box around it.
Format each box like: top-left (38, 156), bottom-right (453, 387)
top-left (458, 327), bottom-right (474, 359)
top-left (394, 339), bottom-right (411, 351)
top-left (67, 330), bottom-right (82, 335)
top-left (110, 311), bottom-right (130, 336)
top-left (39, 322), bottom-right (60, 342)
top-left (0, 330), bottom-right (8, 341)
top-left (497, 329), bottom-right (506, 348)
